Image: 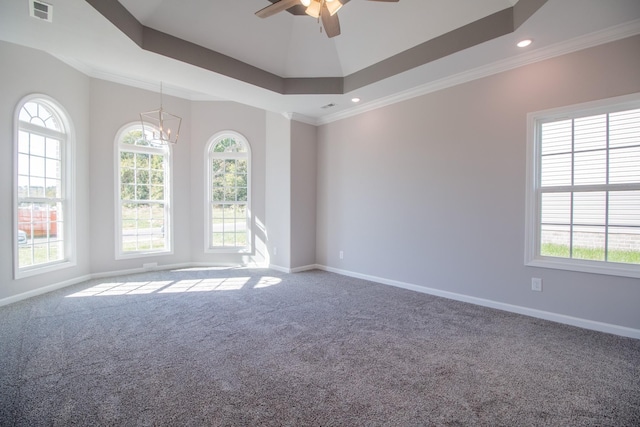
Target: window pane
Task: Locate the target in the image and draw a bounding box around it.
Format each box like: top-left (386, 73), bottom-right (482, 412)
top-left (212, 188), bottom-right (224, 201)
top-left (136, 153), bottom-right (149, 168)
top-left (31, 134), bottom-right (45, 157)
top-left (573, 192), bottom-right (606, 226)
top-left (609, 146), bottom-right (640, 184)
top-left (121, 168), bottom-right (135, 184)
top-left (18, 176), bottom-right (28, 198)
top-left (30, 155), bottom-right (45, 178)
top-left (45, 158), bottom-right (60, 179)
top-left (540, 153), bottom-right (571, 187)
top-left (224, 188), bottom-right (236, 202)
top-left (609, 191), bottom-right (640, 227)
top-left (609, 108), bottom-right (640, 149)
top-left (574, 150), bottom-right (606, 186)
top-left (150, 154), bottom-right (164, 170)
top-left (18, 154), bottom-right (29, 176)
top-left (541, 225), bottom-right (571, 258)
top-left (541, 120), bottom-right (572, 155)
top-left (150, 185), bottom-right (164, 201)
top-left (151, 170), bottom-right (164, 185)
top-left (121, 151), bottom-right (134, 167)
top-left (30, 177), bottom-right (45, 197)
top-left (212, 232), bottom-right (223, 246)
top-left (46, 178), bottom-right (61, 198)
top-left (18, 131), bottom-right (29, 154)
top-left (541, 192), bottom-right (570, 225)
top-left (46, 138), bottom-right (60, 159)
top-left (572, 226), bottom-right (605, 261)
top-left (574, 114), bottom-right (606, 152)
top-left (136, 169), bottom-right (149, 185)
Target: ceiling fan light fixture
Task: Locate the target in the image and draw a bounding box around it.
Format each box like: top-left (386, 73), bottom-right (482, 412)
top-left (326, 0), bottom-right (343, 16)
top-left (305, 1), bottom-right (321, 18)
top-left (300, 0), bottom-right (311, 6)
top-left (517, 39), bottom-right (533, 48)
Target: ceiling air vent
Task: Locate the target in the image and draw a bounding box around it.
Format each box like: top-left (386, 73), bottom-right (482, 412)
top-left (321, 103), bottom-right (336, 109)
top-left (30, 0), bottom-right (53, 22)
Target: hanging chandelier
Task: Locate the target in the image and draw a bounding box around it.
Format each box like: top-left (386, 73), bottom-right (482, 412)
top-left (140, 82), bottom-right (182, 145)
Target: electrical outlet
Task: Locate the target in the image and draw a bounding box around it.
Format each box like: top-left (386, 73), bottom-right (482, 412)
top-left (339, 250), bottom-right (344, 260)
top-left (273, 247), bottom-right (277, 255)
top-left (531, 277), bottom-right (543, 292)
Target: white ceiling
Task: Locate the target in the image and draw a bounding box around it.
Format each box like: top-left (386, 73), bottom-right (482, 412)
top-left (1, 0), bottom-right (639, 123)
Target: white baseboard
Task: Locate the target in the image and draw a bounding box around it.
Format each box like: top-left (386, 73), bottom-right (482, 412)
top-left (0, 274), bottom-right (92, 307)
top-left (316, 264), bottom-right (640, 340)
top-left (269, 264), bottom-right (291, 273)
top-left (269, 264), bottom-right (319, 273)
top-left (290, 264), bottom-right (319, 273)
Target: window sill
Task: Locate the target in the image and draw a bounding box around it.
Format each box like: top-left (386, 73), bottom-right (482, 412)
top-left (205, 247), bottom-right (251, 255)
top-left (526, 257), bottom-right (640, 279)
top-left (15, 259), bottom-right (77, 280)
top-left (116, 250), bottom-right (173, 260)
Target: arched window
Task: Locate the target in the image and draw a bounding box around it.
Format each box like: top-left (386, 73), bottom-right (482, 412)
top-left (116, 124), bottom-right (172, 258)
top-left (206, 132), bottom-right (251, 252)
top-left (15, 95), bottom-right (75, 278)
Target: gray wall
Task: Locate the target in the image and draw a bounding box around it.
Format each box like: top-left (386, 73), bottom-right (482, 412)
top-left (316, 35), bottom-right (640, 329)
top-left (291, 120), bottom-right (317, 270)
top-left (265, 112), bottom-right (292, 269)
top-left (0, 41), bottom-right (91, 301)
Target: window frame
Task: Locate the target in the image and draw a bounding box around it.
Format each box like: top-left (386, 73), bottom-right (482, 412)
top-left (13, 94), bottom-right (77, 279)
top-left (525, 93), bottom-right (640, 278)
top-left (205, 131), bottom-right (252, 254)
top-left (114, 122), bottom-right (173, 260)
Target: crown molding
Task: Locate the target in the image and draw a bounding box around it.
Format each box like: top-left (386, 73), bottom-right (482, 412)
top-left (317, 19), bottom-right (640, 126)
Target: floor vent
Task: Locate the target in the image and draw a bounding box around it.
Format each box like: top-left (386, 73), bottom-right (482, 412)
top-left (30, 0), bottom-right (53, 22)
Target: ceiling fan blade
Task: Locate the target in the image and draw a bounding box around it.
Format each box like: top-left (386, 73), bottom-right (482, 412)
top-left (321, 7), bottom-right (341, 38)
top-left (255, 0), bottom-right (300, 18)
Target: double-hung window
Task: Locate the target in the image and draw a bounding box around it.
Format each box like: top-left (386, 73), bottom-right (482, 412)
top-left (525, 94), bottom-right (640, 278)
top-left (116, 124), bottom-right (171, 258)
top-left (206, 132), bottom-right (251, 252)
top-left (15, 96), bottom-right (75, 278)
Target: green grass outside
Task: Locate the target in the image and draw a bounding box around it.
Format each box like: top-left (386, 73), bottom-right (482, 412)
top-left (122, 239), bottom-right (166, 252)
top-left (541, 243), bottom-right (640, 264)
top-left (121, 204), bottom-right (164, 230)
top-left (19, 244), bottom-right (61, 267)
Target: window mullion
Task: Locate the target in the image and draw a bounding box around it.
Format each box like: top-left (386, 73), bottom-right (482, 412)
top-left (604, 113), bottom-right (610, 262)
top-left (569, 119), bottom-right (575, 258)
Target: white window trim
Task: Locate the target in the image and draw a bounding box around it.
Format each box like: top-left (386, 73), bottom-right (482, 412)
top-left (205, 130), bottom-right (252, 254)
top-left (13, 94), bottom-right (77, 279)
top-left (114, 122), bottom-right (173, 260)
top-left (525, 92), bottom-right (640, 279)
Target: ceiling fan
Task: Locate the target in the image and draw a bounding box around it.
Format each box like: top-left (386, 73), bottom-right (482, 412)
top-left (255, 0), bottom-right (399, 38)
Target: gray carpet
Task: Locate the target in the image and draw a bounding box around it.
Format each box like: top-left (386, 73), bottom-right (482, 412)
top-left (1, 268), bottom-right (639, 426)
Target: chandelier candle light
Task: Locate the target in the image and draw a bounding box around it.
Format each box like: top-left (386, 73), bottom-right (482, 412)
top-left (140, 82), bottom-right (182, 145)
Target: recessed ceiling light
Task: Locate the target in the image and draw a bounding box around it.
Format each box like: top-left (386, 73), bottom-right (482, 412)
top-left (517, 39), bottom-right (533, 48)
top-left (351, 97), bottom-right (361, 103)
